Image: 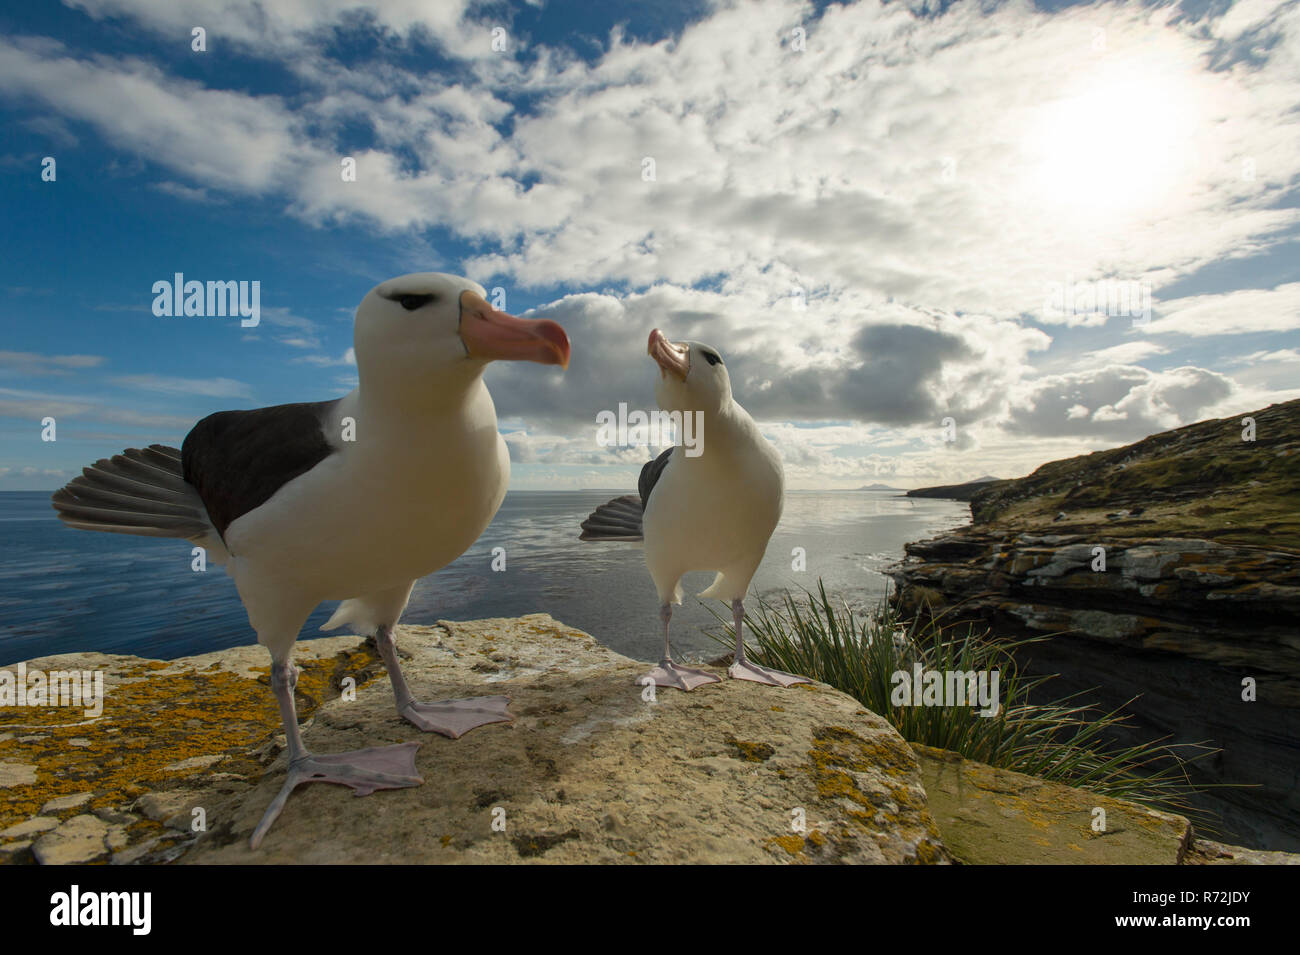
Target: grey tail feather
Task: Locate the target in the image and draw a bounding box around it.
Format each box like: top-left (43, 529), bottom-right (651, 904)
top-left (51, 444), bottom-right (213, 540)
top-left (579, 494), bottom-right (644, 542)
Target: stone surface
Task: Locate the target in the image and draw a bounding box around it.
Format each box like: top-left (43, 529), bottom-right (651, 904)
top-left (0, 634), bottom-right (390, 864)
top-left (913, 745), bottom-right (1191, 865)
top-left (0, 761), bottom-right (37, 788)
top-left (135, 790), bottom-right (201, 824)
top-left (0, 816), bottom-right (57, 840)
top-left (3, 615), bottom-right (950, 865)
top-left (40, 792), bottom-right (94, 815)
top-left (1185, 838), bottom-right (1300, 865)
top-left (31, 814), bottom-right (110, 865)
top-left (184, 616), bottom-right (949, 864)
top-left (0, 840), bottom-right (33, 863)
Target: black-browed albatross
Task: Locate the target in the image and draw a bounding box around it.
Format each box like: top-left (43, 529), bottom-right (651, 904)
top-left (580, 329), bottom-right (809, 691)
top-left (51, 273), bottom-right (570, 848)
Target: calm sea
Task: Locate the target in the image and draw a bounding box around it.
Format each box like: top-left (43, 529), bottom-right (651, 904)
top-left (0, 489), bottom-right (970, 666)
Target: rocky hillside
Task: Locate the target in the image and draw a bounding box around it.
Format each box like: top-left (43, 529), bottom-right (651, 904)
top-left (906, 477), bottom-right (1004, 501)
top-left (888, 399), bottom-right (1300, 852)
top-left (969, 399), bottom-right (1300, 549)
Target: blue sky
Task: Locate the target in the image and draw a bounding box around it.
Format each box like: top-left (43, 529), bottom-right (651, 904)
top-left (1, 0), bottom-right (1297, 491)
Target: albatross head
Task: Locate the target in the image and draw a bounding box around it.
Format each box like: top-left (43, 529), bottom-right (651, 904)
top-left (354, 273), bottom-right (570, 395)
top-left (648, 328), bottom-right (732, 414)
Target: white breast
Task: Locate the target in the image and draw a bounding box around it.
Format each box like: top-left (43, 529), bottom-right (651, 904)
top-left (225, 382), bottom-right (509, 601)
top-left (642, 403), bottom-right (783, 601)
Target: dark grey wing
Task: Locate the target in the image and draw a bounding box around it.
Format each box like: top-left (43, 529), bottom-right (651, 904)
top-left (579, 494), bottom-right (644, 541)
top-left (52, 444), bottom-right (212, 539)
top-left (637, 447), bottom-right (674, 510)
top-left (579, 448), bottom-right (675, 543)
top-left (182, 399), bottom-right (339, 539)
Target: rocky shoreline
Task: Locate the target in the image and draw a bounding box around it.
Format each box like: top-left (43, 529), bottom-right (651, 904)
top-left (2, 614), bottom-right (1291, 864)
top-left (889, 399), bottom-right (1300, 852)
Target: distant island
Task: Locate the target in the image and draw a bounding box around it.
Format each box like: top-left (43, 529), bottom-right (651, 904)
top-left (857, 482), bottom-right (905, 491)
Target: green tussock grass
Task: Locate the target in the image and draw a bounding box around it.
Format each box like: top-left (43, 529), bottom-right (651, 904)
top-left (709, 580), bottom-right (1226, 827)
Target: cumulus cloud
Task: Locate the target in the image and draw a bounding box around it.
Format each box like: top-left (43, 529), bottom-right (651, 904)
top-left (488, 284), bottom-right (1049, 434)
top-left (1006, 365), bottom-right (1234, 440)
top-left (3, 0), bottom-right (1297, 486)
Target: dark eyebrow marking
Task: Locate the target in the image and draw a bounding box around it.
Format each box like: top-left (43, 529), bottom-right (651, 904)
top-left (386, 292), bottom-right (437, 311)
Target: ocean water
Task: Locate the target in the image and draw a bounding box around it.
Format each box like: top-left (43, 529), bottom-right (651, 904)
top-left (0, 489), bottom-right (970, 666)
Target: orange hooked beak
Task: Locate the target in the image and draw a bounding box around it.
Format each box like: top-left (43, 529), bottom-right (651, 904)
top-left (459, 290), bottom-right (570, 369)
top-left (648, 328), bottom-right (689, 381)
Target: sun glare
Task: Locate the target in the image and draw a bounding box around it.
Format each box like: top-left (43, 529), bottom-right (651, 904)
top-left (1022, 64), bottom-right (1198, 221)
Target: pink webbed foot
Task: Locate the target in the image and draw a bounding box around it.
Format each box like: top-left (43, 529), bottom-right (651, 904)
top-left (400, 696), bottom-right (513, 738)
top-left (728, 660), bottom-right (811, 687)
top-left (638, 660), bottom-right (722, 692)
top-left (250, 741), bottom-right (422, 849)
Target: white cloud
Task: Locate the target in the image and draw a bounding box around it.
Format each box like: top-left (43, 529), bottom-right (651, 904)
top-left (3, 0), bottom-right (1297, 485)
top-left (0, 351), bottom-right (106, 374)
top-left (0, 38), bottom-right (304, 192)
top-left (1082, 341), bottom-right (1169, 364)
top-left (64, 0), bottom-right (481, 56)
top-left (0, 387), bottom-right (194, 430)
top-left (1148, 283), bottom-right (1300, 337)
top-left (295, 347), bottom-right (356, 367)
top-left (1006, 364), bottom-right (1235, 440)
top-left (109, 374), bottom-right (254, 399)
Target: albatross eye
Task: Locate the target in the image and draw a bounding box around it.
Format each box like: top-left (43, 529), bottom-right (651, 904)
top-left (701, 350), bottom-right (723, 366)
top-left (397, 294), bottom-right (436, 311)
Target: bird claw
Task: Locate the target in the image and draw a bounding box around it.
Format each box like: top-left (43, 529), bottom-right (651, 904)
top-left (728, 660), bottom-right (811, 687)
top-left (250, 741), bottom-right (423, 849)
top-left (638, 661), bottom-right (722, 692)
top-left (400, 696), bottom-right (513, 738)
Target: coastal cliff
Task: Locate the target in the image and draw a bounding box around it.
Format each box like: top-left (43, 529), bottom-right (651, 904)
top-left (889, 399), bottom-right (1300, 851)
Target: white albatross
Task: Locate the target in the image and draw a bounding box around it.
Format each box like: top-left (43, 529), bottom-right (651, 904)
top-left (580, 329), bottom-right (809, 691)
top-left (51, 273), bottom-right (570, 848)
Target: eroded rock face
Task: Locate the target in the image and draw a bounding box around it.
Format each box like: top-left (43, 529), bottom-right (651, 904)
top-left (1, 615), bottom-right (950, 865)
top-left (887, 398), bottom-right (1300, 852)
top-left (890, 529), bottom-right (1300, 852)
top-left (893, 532), bottom-right (1300, 701)
top-left (889, 402), bottom-right (1300, 852)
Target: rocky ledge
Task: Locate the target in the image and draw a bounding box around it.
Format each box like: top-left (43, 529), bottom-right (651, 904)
top-left (2, 615), bottom-right (1290, 864)
top-left (1, 615), bottom-right (948, 864)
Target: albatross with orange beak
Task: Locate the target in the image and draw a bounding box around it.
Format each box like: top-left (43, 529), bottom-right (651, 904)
top-left (581, 329), bottom-right (809, 691)
top-left (51, 273), bottom-right (570, 847)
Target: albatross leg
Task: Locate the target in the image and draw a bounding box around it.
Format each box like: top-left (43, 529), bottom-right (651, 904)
top-left (375, 625), bottom-right (513, 738)
top-left (640, 602), bottom-right (721, 691)
top-left (250, 660), bottom-right (423, 850)
top-left (727, 598), bottom-right (810, 687)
